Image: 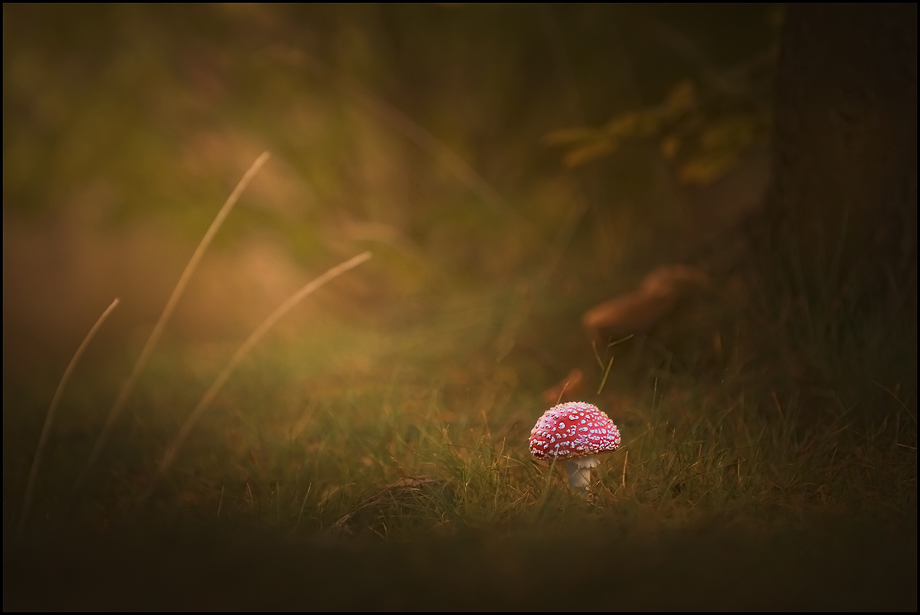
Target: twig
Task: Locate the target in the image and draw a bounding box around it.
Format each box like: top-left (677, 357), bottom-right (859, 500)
top-left (19, 298), bottom-right (120, 531)
top-left (137, 251), bottom-right (372, 505)
top-left (74, 152), bottom-right (270, 491)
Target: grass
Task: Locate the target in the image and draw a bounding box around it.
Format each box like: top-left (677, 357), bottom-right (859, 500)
top-left (138, 249), bottom-right (372, 506)
top-left (3, 174), bottom-right (916, 607)
top-left (4, 247), bottom-right (916, 608)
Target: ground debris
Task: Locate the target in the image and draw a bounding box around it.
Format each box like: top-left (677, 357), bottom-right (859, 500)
top-left (332, 476), bottom-right (451, 537)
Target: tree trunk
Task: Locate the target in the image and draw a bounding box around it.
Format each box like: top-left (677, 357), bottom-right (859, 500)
top-left (764, 4), bottom-right (916, 306)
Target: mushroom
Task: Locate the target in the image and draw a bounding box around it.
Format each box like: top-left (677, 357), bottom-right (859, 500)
top-left (529, 401), bottom-right (621, 493)
top-left (581, 263), bottom-right (709, 339)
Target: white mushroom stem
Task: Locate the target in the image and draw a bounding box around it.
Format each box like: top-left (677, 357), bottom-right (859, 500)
top-left (566, 455), bottom-right (600, 492)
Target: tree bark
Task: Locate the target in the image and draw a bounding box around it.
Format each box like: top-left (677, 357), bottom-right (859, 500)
top-left (763, 4), bottom-right (916, 304)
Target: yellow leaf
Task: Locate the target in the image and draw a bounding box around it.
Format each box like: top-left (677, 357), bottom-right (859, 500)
top-left (542, 127), bottom-right (601, 146)
top-left (700, 117), bottom-right (756, 151)
top-left (563, 139), bottom-right (616, 168)
top-left (666, 79), bottom-right (696, 113)
top-left (605, 111), bottom-right (640, 136)
top-left (677, 152), bottom-right (738, 185)
top-left (607, 110), bottom-right (661, 137)
top-left (660, 135), bottom-right (681, 160)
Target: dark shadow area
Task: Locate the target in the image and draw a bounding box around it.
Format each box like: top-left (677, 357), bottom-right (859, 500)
top-left (4, 519), bottom-right (916, 611)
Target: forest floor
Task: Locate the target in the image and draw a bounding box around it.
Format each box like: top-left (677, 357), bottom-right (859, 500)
top-left (4, 200), bottom-right (916, 609)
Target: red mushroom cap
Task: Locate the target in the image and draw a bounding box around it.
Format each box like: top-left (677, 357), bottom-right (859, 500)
top-left (529, 401), bottom-right (621, 460)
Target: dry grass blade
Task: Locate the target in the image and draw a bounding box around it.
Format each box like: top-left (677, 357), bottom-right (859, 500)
top-left (138, 251), bottom-right (373, 504)
top-left (19, 298), bottom-right (120, 532)
top-left (74, 152), bottom-right (271, 491)
top-left (871, 380), bottom-right (916, 423)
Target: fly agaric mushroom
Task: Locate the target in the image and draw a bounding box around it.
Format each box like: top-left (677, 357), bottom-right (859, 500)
top-left (529, 401), bottom-right (621, 493)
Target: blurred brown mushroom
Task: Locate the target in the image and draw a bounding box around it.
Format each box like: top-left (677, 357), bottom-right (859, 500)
top-left (582, 264), bottom-right (709, 339)
top-left (541, 368), bottom-right (586, 405)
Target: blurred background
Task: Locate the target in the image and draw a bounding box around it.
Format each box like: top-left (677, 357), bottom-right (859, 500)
top-left (2, 4), bottom-right (778, 381)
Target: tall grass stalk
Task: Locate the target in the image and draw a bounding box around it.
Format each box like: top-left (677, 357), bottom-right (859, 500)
top-left (138, 250), bottom-right (372, 504)
top-left (74, 152), bottom-right (271, 491)
top-left (19, 298), bottom-right (120, 532)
